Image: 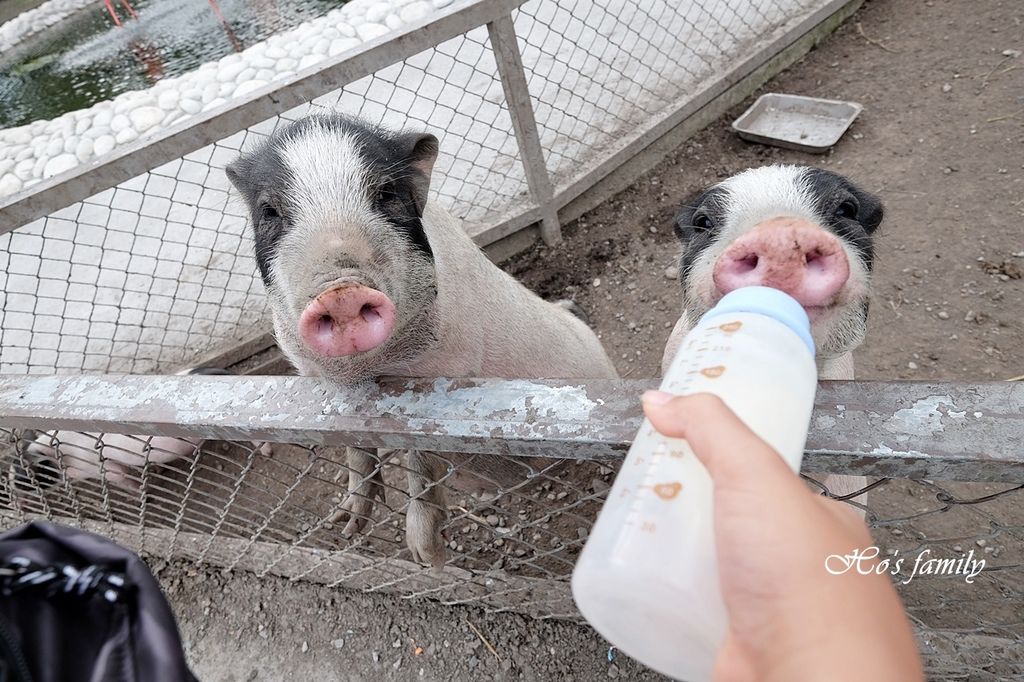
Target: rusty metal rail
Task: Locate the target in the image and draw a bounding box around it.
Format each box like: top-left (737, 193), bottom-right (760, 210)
top-left (0, 375), bottom-right (1020, 482)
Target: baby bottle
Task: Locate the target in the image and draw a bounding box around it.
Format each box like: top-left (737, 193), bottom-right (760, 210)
top-left (572, 286), bottom-right (818, 681)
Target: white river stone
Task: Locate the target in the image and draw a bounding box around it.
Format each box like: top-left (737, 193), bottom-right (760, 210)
top-left (204, 97), bottom-right (227, 112)
top-left (356, 22), bottom-right (389, 41)
top-left (298, 53), bottom-right (323, 70)
top-left (14, 159), bottom-right (35, 181)
top-left (115, 128), bottom-right (138, 144)
top-left (265, 45), bottom-right (287, 60)
top-left (400, 1), bottom-right (432, 22)
top-left (129, 107), bottom-right (164, 133)
top-left (365, 2), bottom-right (391, 23)
top-left (0, 174), bottom-right (23, 195)
top-left (93, 109), bottom-right (113, 129)
top-left (93, 135), bottom-right (116, 157)
top-left (217, 61), bottom-right (247, 83)
top-left (7, 129), bottom-right (32, 145)
top-left (110, 114), bottom-right (131, 133)
top-left (157, 90), bottom-right (179, 110)
top-left (234, 80), bottom-right (268, 98)
top-left (43, 153), bottom-right (77, 178)
top-left (74, 138), bottom-right (94, 162)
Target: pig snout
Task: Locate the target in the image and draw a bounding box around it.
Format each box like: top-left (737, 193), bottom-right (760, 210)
top-left (298, 285), bottom-right (397, 357)
top-left (713, 217), bottom-right (850, 309)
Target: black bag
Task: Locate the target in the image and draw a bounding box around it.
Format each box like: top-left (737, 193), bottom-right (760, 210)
top-left (0, 522), bottom-right (197, 682)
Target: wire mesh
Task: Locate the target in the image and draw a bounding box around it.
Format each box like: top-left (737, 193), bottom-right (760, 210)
top-left (514, 0), bottom-right (818, 186)
top-left (0, 0), bottom-right (833, 375)
top-left (0, 426), bottom-right (1021, 678)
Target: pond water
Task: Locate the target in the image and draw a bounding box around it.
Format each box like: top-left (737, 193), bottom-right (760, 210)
top-left (0, 0), bottom-right (345, 129)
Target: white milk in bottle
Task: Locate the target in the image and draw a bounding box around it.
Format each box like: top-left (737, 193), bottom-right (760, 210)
top-left (572, 286), bottom-right (818, 681)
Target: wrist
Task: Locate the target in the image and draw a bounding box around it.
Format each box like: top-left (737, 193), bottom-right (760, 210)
top-left (750, 576), bottom-right (923, 682)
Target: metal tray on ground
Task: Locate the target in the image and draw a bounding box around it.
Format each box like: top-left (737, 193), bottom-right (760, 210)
top-left (732, 93), bottom-right (863, 153)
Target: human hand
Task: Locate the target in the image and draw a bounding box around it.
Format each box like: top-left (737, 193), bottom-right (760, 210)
top-left (641, 391), bottom-right (923, 682)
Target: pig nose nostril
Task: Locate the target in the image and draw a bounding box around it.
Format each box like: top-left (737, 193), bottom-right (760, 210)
top-left (737, 254), bottom-right (759, 273)
top-left (359, 303), bottom-right (381, 323)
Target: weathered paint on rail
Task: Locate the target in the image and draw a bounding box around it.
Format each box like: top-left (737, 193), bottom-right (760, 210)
top-left (0, 376), bottom-right (1020, 482)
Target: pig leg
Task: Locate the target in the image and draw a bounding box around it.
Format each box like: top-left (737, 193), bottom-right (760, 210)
top-left (816, 353), bottom-right (868, 516)
top-left (333, 446), bottom-right (387, 536)
top-left (251, 441), bottom-right (273, 457)
top-left (404, 450), bottom-right (448, 568)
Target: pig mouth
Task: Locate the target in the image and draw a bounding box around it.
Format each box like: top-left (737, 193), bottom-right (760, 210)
top-left (802, 304), bottom-right (833, 323)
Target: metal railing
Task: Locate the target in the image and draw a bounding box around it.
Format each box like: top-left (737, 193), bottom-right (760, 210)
top-left (0, 375), bottom-right (1021, 679)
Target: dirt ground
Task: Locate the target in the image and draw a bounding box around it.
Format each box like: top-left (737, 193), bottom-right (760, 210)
top-left (162, 0), bottom-right (1024, 679)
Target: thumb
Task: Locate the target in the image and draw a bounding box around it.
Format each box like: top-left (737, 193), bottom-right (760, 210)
top-left (641, 391), bottom-right (803, 493)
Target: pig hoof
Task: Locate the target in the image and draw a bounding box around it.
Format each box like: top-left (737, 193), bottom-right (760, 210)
top-left (553, 299), bottom-right (590, 326)
top-left (406, 499), bottom-right (448, 569)
top-left (332, 486), bottom-right (385, 536)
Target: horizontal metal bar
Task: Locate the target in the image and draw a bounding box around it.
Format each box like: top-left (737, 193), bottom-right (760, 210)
top-left (0, 0), bottom-right (529, 233)
top-left (0, 376), bottom-right (1021, 482)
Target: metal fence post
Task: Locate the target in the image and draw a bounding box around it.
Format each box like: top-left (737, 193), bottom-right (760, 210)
top-left (487, 13), bottom-right (561, 245)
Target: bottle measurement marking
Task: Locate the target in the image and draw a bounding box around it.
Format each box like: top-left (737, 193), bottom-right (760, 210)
top-left (622, 321), bottom-right (740, 529)
top-left (624, 442), bottom-right (683, 530)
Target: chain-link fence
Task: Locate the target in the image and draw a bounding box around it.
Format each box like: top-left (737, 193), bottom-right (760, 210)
top-left (0, 0), bottom-right (852, 375)
top-left (0, 375), bottom-right (1021, 679)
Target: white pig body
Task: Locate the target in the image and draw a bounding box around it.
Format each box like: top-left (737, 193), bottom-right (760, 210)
top-left (227, 114), bottom-right (617, 567)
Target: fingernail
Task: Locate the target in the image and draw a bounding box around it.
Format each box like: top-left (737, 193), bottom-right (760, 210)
top-left (642, 390), bottom-right (674, 405)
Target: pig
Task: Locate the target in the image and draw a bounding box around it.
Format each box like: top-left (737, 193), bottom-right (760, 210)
top-left (664, 165), bottom-right (884, 508)
top-left (10, 368), bottom-right (272, 492)
top-left (226, 113), bottom-right (618, 568)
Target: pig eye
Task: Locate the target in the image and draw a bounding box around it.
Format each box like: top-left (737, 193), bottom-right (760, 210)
top-left (376, 185), bottom-right (399, 203)
top-left (835, 200), bottom-right (858, 220)
top-left (259, 204), bottom-right (280, 222)
top-left (692, 213), bottom-right (714, 231)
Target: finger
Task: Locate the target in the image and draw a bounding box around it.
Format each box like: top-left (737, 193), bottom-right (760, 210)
top-left (642, 392), bottom-right (804, 493)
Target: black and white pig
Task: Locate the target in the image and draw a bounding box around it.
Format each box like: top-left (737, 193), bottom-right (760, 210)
top-left (665, 165), bottom-right (884, 505)
top-left (226, 114), bottom-right (618, 568)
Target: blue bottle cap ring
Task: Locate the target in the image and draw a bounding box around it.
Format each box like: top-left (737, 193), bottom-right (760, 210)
top-left (702, 286), bottom-right (815, 355)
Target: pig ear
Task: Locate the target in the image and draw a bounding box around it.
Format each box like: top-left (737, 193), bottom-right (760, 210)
top-left (225, 159), bottom-right (247, 191)
top-left (402, 133), bottom-right (439, 212)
